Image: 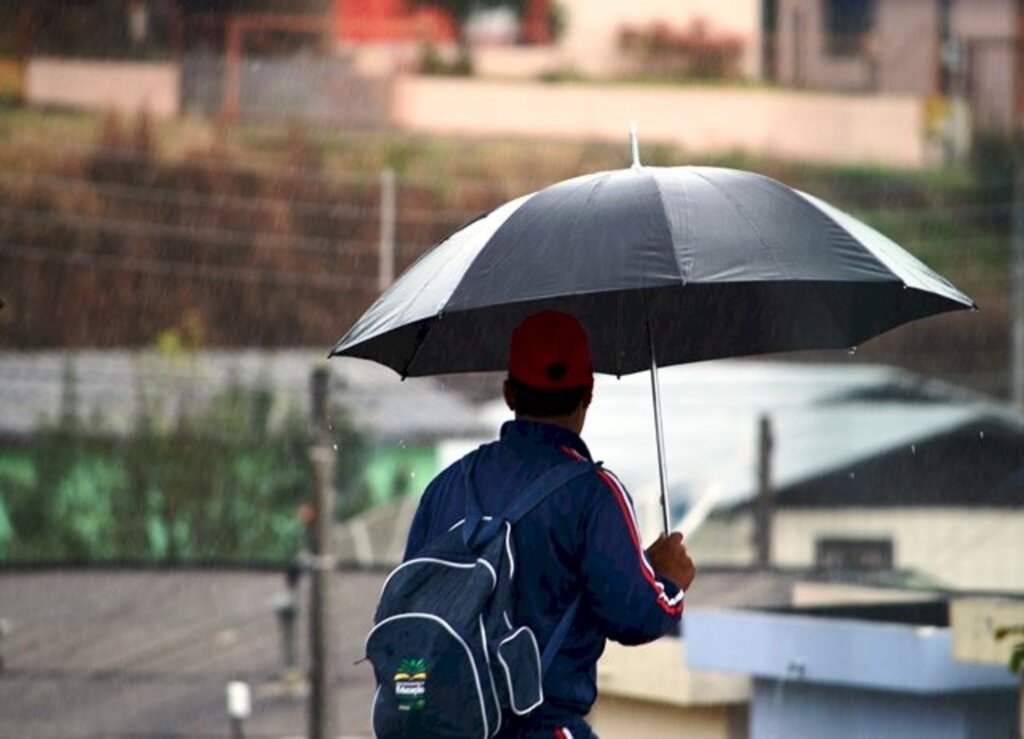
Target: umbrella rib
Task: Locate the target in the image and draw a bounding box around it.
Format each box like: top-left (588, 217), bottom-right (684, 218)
top-left (689, 169), bottom-right (787, 277)
top-left (649, 170), bottom-right (690, 286)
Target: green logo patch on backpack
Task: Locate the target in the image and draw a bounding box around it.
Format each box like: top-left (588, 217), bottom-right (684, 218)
top-left (394, 658), bottom-right (428, 711)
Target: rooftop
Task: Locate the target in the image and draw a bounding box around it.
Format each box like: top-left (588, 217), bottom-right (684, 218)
top-left (0, 350), bottom-right (488, 444)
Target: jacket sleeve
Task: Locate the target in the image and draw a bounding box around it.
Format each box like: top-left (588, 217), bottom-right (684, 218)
top-left (577, 467), bottom-right (683, 645)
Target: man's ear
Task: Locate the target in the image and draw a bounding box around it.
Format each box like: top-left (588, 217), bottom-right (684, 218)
top-left (503, 379), bottom-right (516, 412)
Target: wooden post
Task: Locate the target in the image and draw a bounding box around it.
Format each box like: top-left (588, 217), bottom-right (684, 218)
top-left (223, 17), bottom-right (243, 121)
top-left (754, 414), bottom-right (774, 567)
top-left (379, 168), bottom-right (396, 293)
top-left (1013, 154), bottom-right (1024, 408)
top-left (308, 367), bottom-right (336, 739)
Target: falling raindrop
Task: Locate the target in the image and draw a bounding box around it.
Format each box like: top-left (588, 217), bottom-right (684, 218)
top-left (332, 443), bottom-right (338, 451)
top-left (410, 471), bottom-right (416, 479)
top-left (848, 471), bottom-right (856, 479)
top-left (979, 430), bottom-right (985, 440)
top-left (910, 444), bottom-right (916, 454)
top-left (847, 347), bottom-right (857, 356)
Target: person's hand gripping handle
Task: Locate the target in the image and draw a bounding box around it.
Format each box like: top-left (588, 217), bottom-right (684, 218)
top-left (645, 532), bottom-right (696, 591)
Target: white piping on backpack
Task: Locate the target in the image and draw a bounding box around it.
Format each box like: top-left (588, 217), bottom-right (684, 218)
top-left (379, 557), bottom-right (497, 597)
top-left (503, 522), bottom-right (515, 581)
top-left (496, 627), bottom-right (545, 716)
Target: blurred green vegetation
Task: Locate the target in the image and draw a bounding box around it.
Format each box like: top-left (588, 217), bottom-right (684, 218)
top-left (0, 360), bottom-right (367, 565)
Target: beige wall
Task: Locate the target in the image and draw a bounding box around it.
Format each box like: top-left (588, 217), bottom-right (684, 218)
top-left (556, 0), bottom-right (763, 80)
top-left (395, 76), bottom-right (927, 167)
top-left (770, 508), bottom-right (1024, 592)
top-left (591, 696), bottom-right (744, 739)
top-left (592, 638), bottom-right (748, 739)
top-left (26, 58), bottom-right (180, 118)
top-left (691, 508), bottom-right (1024, 592)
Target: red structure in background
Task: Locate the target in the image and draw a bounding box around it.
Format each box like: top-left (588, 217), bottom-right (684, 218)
top-left (520, 0), bottom-right (551, 44)
top-left (334, 0), bottom-right (552, 44)
top-left (334, 0), bottom-right (455, 43)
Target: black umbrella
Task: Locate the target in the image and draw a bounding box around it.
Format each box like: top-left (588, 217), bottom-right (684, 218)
top-left (331, 141), bottom-right (975, 533)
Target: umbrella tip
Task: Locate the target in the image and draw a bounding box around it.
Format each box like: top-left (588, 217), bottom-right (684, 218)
top-left (629, 121), bottom-right (641, 169)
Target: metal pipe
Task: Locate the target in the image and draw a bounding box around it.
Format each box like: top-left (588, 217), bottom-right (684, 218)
top-left (647, 324), bottom-right (671, 536)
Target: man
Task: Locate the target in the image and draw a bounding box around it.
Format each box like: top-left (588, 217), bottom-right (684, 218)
top-left (404, 310), bottom-right (696, 738)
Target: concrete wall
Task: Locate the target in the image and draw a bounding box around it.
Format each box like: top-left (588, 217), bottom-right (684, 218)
top-left (751, 679), bottom-right (1016, 739)
top-left (395, 76), bottom-right (926, 167)
top-left (26, 58), bottom-right (180, 118)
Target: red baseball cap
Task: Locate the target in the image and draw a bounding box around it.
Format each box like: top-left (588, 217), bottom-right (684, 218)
top-left (508, 311), bottom-right (593, 390)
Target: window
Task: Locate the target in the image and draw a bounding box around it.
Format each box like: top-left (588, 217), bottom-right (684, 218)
top-left (816, 537), bottom-right (893, 570)
top-left (824, 0), bottom-right (874, 57)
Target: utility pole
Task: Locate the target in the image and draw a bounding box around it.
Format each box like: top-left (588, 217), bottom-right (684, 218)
top-left (308, 367), bottom-right (336, 739)
top-left (754, 414), bottom-right (774, 567)
top-left (1013, 155), bottom-right (1024, 408)
top-left (379, 168), bottom-right (397, 293)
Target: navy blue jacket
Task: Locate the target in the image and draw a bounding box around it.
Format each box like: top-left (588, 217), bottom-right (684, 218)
top-left (404, 420), bottom-right (683, 723)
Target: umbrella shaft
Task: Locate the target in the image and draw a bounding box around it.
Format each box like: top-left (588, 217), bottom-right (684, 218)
top-left (648, 328), bottom-right (671, 536)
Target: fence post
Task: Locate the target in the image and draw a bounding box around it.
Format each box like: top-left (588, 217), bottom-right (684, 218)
top-left (308, 366), bottom-right (336, 739)
top-left (379, 168), bottom-right (397, 293)
top-left (754, 414), bottom-right (774, 567)
top-left (1012, 155), bottom-right (1024, 408)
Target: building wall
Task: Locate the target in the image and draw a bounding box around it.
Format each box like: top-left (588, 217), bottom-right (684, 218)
top-left (591, 696), bottom-right (743, 739)
top-left (776, 0), bottom-right (874, 90)
top-left (751, 679), bottom-right (1016, 739)
top-left (362, 443), bottom-right (436, 505)
top-left (874, 0), bottom-right (938, 94)
top-left (395, 76), bottom-right (926, 167)
top-left (771, 508), bottom-right (1024, 592)
top-left (952, 0), bottom-right (1018, 130)
top-left (556, 0), bottom-right (763, 79)
top-left (776, 0), bottom-right (940, 93)
top-left (26, 58), bottom-right (180, 118)
top-left (591, 638), bottom-right (749, 739)
top-left (772, 0), bottom-right (1016, 128)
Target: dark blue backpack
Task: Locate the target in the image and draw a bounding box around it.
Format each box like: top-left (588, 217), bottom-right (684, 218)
top-left (365, 457), bottom-right (596, 738)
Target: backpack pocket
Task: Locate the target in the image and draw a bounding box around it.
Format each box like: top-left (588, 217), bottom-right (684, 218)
top-left (367, 613), bottom-right (492, 739)
top-left (495, 626), bottom-right (544, 715)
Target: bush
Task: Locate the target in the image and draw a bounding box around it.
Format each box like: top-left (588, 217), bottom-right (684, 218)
top-left (618, 20), bottom-right (746, 82)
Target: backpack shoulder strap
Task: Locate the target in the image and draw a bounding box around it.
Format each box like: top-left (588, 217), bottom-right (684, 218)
top-left (463, 458), bottom-right (598, 548)
top-left (504, 459), bottom-right (598, 525)
top-left (542, 595), bottom-right (581, 674)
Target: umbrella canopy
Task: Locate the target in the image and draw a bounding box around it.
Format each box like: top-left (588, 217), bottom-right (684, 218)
top-left (330, 166), bottom-right (974, 377)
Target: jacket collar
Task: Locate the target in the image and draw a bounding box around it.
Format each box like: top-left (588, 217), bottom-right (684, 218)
top-left (500, 419), bottom-right (593, 461)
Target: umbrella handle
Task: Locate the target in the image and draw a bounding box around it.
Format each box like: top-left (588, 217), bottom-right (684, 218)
top-left (647, 324), bottom-right (672, 536)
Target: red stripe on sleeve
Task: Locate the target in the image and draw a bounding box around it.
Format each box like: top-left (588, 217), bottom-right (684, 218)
top-left (595, 468), bottom-right (683, 617)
